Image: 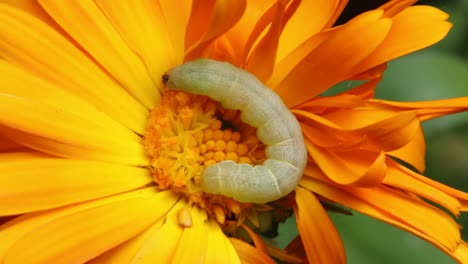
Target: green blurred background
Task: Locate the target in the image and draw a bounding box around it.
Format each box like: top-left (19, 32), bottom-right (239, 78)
top-left (277, 1), bottom-right (468, 263)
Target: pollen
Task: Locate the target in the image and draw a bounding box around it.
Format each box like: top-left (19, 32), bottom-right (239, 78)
top-left (144, 90), bottom-right (265, 221)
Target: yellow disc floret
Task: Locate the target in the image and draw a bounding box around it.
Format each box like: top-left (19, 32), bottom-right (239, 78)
top-left (144, 90), bottom-right (266, 221)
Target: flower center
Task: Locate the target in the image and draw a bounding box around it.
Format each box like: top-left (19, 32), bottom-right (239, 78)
top-left (144, 90), bottom-right (267, 223)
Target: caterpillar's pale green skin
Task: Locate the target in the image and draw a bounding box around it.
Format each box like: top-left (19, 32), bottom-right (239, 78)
top-left (162, 59), bottom-right (307, 203)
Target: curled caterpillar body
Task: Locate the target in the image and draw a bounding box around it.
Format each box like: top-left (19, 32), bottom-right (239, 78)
top-left (162, 59), bottom-right (307, 203)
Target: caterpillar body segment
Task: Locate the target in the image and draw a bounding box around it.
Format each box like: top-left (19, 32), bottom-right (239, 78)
top-left (163, 59), bottom-right (307, 203)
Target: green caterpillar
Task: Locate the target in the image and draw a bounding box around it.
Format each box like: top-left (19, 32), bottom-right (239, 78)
top-left (162, 59), bottom-right (307, 203)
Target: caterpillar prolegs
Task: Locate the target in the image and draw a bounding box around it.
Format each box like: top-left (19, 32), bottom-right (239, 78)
top-left (162, 59), bottom-right (307, 203)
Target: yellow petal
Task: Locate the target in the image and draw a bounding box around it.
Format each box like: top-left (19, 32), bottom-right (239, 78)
top-left (171, 206), bottom-right (209, 263)
top-left (204, 220), bottom-right (240, 264)
top-left (0, 101), bottom-right (148, 165)
top-left (185, 0), bottom-right (246, 61)
top-left (229, 238), bottom-right (275, 264)
top-left (0, 61), bottom-right (136, 132)
top-left (295, 187), bottom-right (345, 264)
top-left (0, 151), bottom-right (153, 215)
top-left (158, 0), bottom-right (192, 61)
top-left (0, 5), bottom-right (148, 134)
top-left (275, 10), bottom-right (392, 106)
top-left (1, 128), bottom-right (146, 167)
top-left (90, 205), bottom-right (240, 264)
top-left (0, 0), bottom-right (52, 23)
top-left (95, 0), bottom-right (182, 87)
top-left (38, 0), bottom-right (159, 108)
top-left (88, 200), bottom-right (186, 263)
top-left (0, 61), bottom-right (147, 165)
top-left (0, 188), bottom-right (178, 263)
top-left (5, 189), bottom-right (177, 264)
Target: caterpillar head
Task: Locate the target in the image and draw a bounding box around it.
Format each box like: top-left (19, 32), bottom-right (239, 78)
top-left (162, 59), bottom-right (220, 92)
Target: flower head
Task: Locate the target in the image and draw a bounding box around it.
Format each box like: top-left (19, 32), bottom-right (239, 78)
top-left (0, 0), bottom-right (467, 263)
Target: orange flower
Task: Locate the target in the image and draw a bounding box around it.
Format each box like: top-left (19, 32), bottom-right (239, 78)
top-left (0, 0), bottom-right (467, 263)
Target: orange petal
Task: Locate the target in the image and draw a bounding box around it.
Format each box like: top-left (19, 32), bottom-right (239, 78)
top-left (229, 238), bottom-right (275, 264)
top-left (378, 0), bottom-right (416, 18)
top-left (244, 0), bottom-right (287, 82)
top-left (382, 158), bottom-right (462, 216)
top-left (225, 0), bottom-right (276, 63)
top-left (296, 93), bottom-right (367, 113)
top-left (370, 97), bottom-right (468, 122)
top-left (268, 27), bottom-right (335, 89)
top-left (0, 188), bottom-right (179, 264)
top-left (184, 0), bottom-right (215, 51)
top-left (298, 116), bottom-right (366, 150)
top-left (185, 0), bottom-right (246, 61)
top-left (355, 111), bottom-right (420, 152)
top-left (297, 109), bottom-right (419, 152)
top-left (0, 6), bottom-right (148, 133)
top-left (349, 78), bottom-right (380, 97)
top-left (0, 133), bottom-right (23, 152)
top-left (350, 63), bottom-right (387, 81)
top-left (276, 0), bottom-right (346, 61)
top-left (324, 109), bottom-right (420, 151)
top-left (357, 6), bottom-right (452, 73)
top-left (241, 225), bottom-right (268, 254)
top-left (295, 187), bottom-right (345, 264)
top-left (285, 236), bottom-right (308, 262)
top-left (306, 141), bottom-right (387, 186)
top-left (38, 0), bottom-right (159, 108)
top-left (301, 176), bottom-right (462, 256)
top-left (388, 159), bottom-right (468, 211)
top-left (387, 124), bottom-right (426, 172)
top-left (0, 152), bottom-right (153, 215)
top-left (322, 104), bottom-right (401, 129)
top-left (275, 10), bottom-right (392, 107)
top-left (95, 0), bottom-right (183, 86)
top-left (453, 242), bottom-right (468, 264)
